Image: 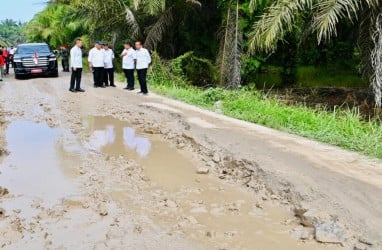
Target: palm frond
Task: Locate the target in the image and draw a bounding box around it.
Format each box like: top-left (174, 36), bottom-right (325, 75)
top-left (144, 6), bottom-right (174, 51)
top-left (248, 0), bottom-right (312, 54)
top-left (125, 7), bottom-right (140, 39)
top-left (313, 0), bottom-right (361, 42)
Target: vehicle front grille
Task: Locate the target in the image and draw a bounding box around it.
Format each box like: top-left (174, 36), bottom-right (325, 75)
top-left (22, 58), bottom-right (49, 67)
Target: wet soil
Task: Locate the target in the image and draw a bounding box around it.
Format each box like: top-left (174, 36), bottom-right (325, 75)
top-left (0, 71), bottom-right (381, 249)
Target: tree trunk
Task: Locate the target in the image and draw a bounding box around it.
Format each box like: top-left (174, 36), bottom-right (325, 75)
top-left (371, 13), bottom-right (382, 107)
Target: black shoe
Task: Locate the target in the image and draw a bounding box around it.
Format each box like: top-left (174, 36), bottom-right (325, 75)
top-left (110, 84), bottom-right (116, 87)
top-left (76, 88), bottom-right (85, 92)
top-left (100, 85), bottom-right (106, 88)
top-left (105, 84), bottom-right (109, 87)
top-left (94, 85), bottom-right (98, 88)
top-left (69, 89), bottom-right (76, 92)
top-left (142, 92), bottom-right (148, 95)
top-left (123, 87), bottom-right (129, 90)
top-left (137, 91), bottom-right (143, 94)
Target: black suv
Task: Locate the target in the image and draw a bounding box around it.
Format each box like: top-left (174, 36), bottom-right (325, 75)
top-left (13, 43), bottom-right (58, 79)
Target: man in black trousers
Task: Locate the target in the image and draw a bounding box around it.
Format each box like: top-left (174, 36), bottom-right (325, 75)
top-left (103, 43), bottom-right (116, 87)
top-left (69, 39), bottom-right (85, 92)
top-left (88, 41), bottom-right (106, 88)
top-left (134, 41), bottom-right (151, 95)
top-left (121, 42), bottom-right (136, 90)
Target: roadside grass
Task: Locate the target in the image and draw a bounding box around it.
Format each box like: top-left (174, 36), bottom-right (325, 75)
top-left (150, 81), bottom-right (382, 159)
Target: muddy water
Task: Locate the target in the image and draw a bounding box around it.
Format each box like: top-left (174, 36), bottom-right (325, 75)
top-left (84, 116), bottom-right (339, 250)
top-left (0, 120), bottom-right (78, 218)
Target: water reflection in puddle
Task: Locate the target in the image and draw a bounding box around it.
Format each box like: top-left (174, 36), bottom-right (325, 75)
top-left (0, 121), bottom-right (78, 217)
top-left (84, 117), bottom-right (151, 157)
top-left (83, 116), bottom-right (198, 190)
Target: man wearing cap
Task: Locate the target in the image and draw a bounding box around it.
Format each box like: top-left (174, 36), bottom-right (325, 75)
top-left (103, 43), bottom-right (116, 87)
top-left (135, 41), bottom-right (151, 95)
top-left (88, 41), bottom-right (106, 88)
top-left (121, 42), bottom-right (136, 90)
top-left (69, 38), bottom-right (85, 92)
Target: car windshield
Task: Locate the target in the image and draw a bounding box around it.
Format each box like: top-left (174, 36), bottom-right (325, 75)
top-left (16, 45), bottom-right (51, 54)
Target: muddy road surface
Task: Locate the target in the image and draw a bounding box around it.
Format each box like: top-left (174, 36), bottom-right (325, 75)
top-left (0, 72), bottom-right (381, 250)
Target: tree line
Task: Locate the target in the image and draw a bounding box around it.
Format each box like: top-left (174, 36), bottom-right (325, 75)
top-left (0, 19), bottom-right (26, 46)
top-left (24, 0), bottom-right (382, 106)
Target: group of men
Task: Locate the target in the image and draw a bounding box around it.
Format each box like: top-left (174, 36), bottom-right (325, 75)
top-left (69, 39), bottom-right (151, 95)
top-left (0, 45), bottom-right (16, 81)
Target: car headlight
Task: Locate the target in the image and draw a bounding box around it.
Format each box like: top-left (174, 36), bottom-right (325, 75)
top-left (49, 57), bottom-right (57, 61)
top-left (13, 59), bottom-right (22, 63)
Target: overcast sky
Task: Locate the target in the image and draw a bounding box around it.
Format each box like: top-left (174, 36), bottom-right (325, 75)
top-left (2, 0), bottom-right (46, 23)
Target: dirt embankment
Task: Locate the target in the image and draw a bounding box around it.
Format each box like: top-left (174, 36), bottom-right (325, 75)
top-left (0, 73), bottom-right (381, 249)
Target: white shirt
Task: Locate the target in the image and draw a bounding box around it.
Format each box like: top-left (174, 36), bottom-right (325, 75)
top-left (104, 49), bottom-right (114, 69)
top-left (88, 47), bottom-right (105, 67)
top-left (9, 48), bottom-right (16, 55)
top-left (70, 46), bottom-right (83, 68)
top-left (121, 48), bottom-right (136, 69)
top-left (135, 48), bottom-right (151, 70)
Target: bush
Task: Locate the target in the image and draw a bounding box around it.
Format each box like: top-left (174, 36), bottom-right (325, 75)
top-left (170, 52), bottom-right (217, 87)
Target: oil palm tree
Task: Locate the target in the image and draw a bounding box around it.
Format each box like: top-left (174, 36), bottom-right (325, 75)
top-left (248, 0), bottom-right (382, 106)
top-left (216, 0), bottom-right (242, 88)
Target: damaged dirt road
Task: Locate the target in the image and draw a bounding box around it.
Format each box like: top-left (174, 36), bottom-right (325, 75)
top-left (0, 72), bottom-right (381, 250)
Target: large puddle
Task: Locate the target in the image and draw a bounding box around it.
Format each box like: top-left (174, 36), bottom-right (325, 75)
top-left (0, 120), bottom-right (79, 218)
top-left (84, 116), bottom-right (339, 250)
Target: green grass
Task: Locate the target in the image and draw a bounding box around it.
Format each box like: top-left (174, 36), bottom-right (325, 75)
top-left (150, 82), bottom-right (382, 159)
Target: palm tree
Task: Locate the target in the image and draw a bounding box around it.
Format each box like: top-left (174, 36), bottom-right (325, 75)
top-left (216, 0), bottom-right (242, 88)
top-left (248, 0), bottom-right (382, 106)
top-left (132, 0), bottom-right (202, 51)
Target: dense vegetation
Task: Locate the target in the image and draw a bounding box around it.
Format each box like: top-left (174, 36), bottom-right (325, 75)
top-left (0, 19), bottom-right (26, 46)
top-left (21, 0), bottom-right (382, 158)
top-left (24, 1), bottom-right (382, 91)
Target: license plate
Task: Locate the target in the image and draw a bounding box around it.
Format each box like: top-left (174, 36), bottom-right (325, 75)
top-left (31, 69), bottom-right (43, 73)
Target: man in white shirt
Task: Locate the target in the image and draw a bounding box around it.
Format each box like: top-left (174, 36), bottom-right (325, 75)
top-left (9, 46), bottom-right (16, 68)
top-left (135, 41), bottom-right (151, 95)
top-left (88, 41), bottom-right (106, 88)
top-left (103, 43), bottom-right (116, 87)
top-left (69, 39), bottom-right (85, 92)
top-left (121, 42), bottom-right (136, 90)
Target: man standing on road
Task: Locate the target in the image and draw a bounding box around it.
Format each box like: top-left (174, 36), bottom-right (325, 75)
top-left (8, 46), bottom-right (16, 68)
top-left (60, 45), bottom-right (70, 72)
top-left (121, 42), bottom-right (136, 90)
top-left (69, 39), bottom-right (85, 92)
top-left (135, 41), bottom-right (151, 95)
top-left (88, 41), bottom-right (106, 88)
top-left (103, 43), bottom-right (116, 87)
top-left (2, 47), bottom-right (10, 75)
top-left (0, 50), bottom-right (5, 81)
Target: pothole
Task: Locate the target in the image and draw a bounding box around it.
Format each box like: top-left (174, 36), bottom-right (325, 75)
top-left (82, 116), bottom-right (340, 250)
